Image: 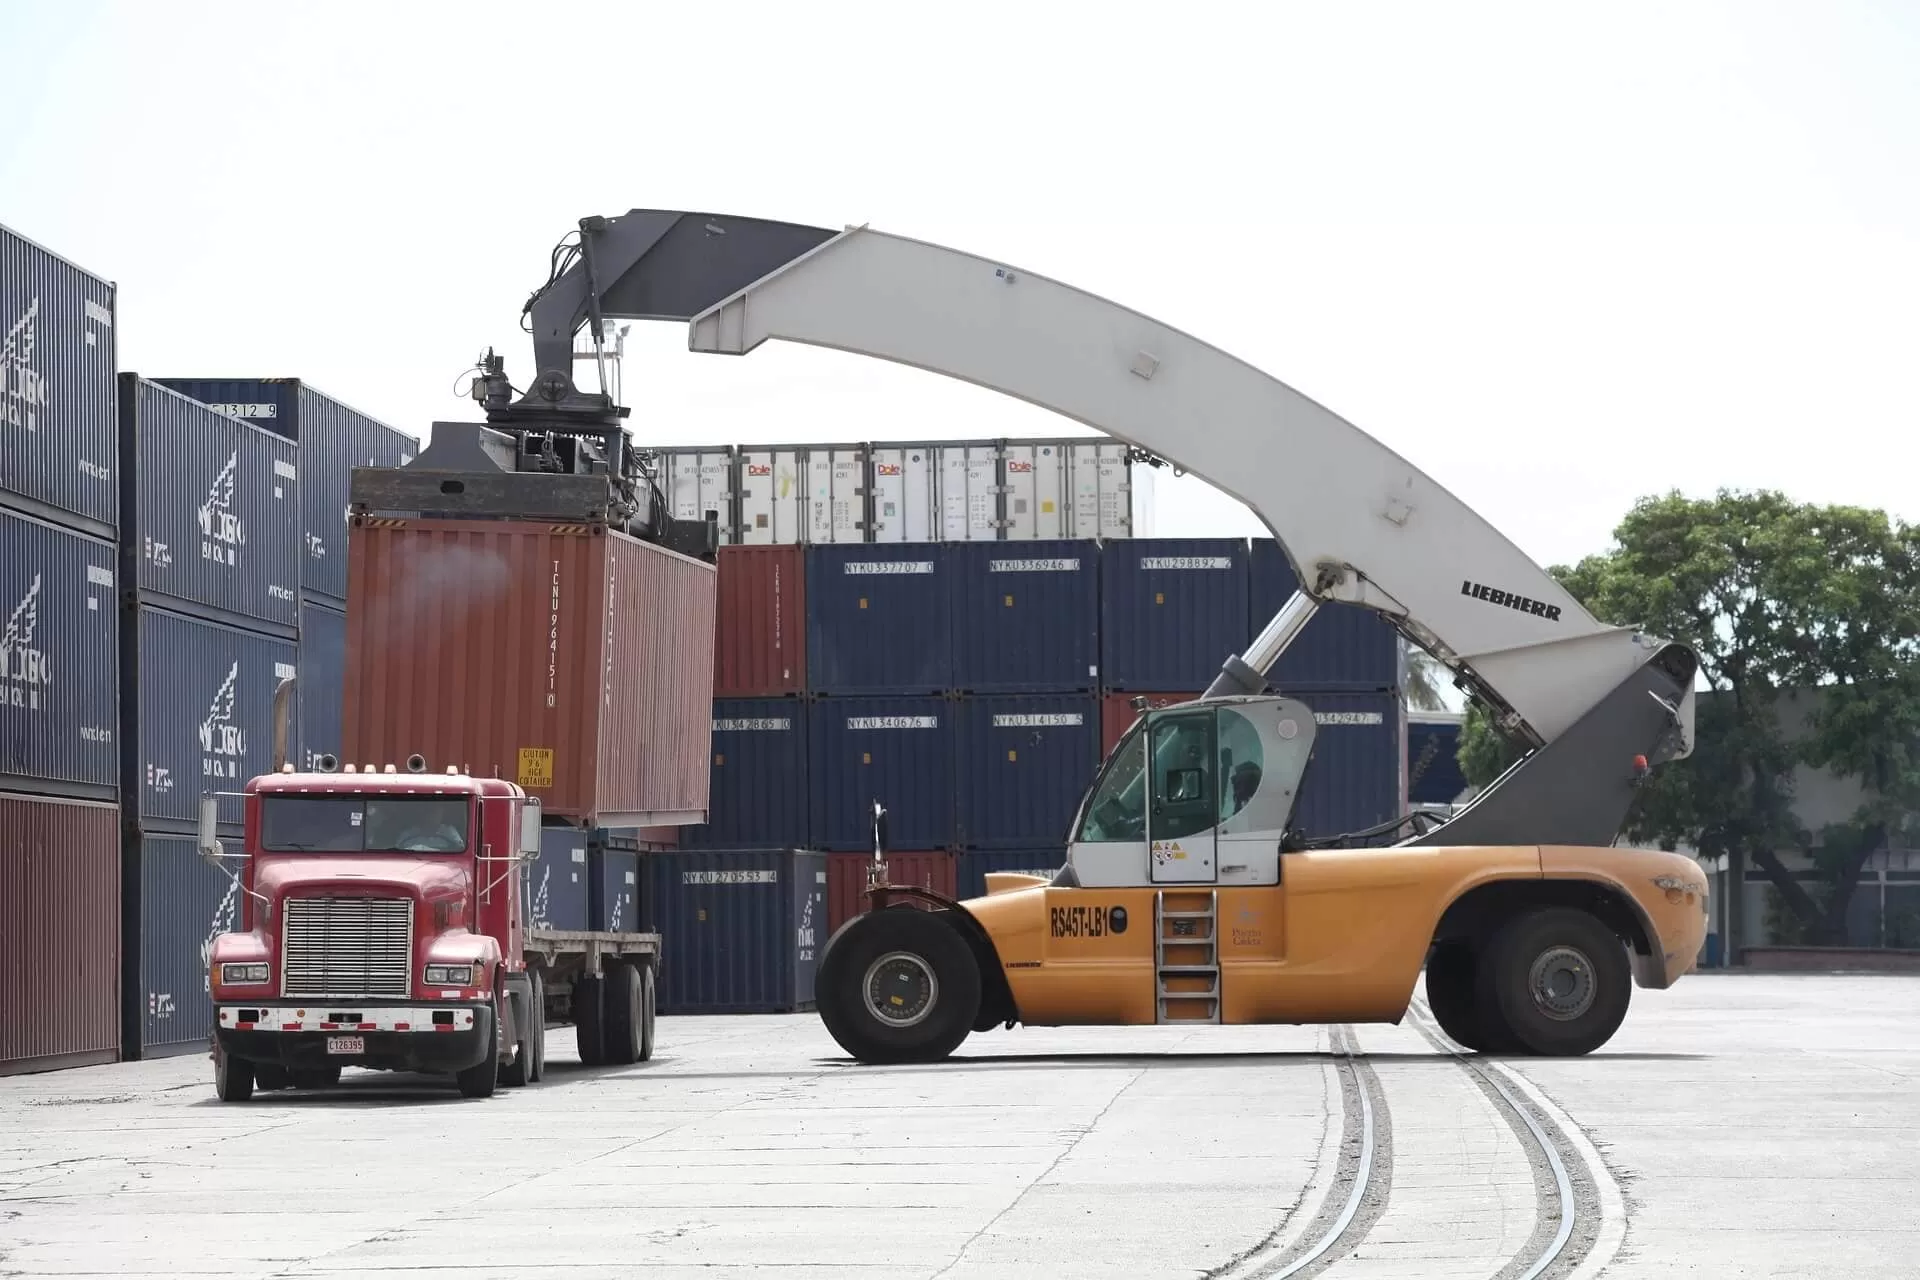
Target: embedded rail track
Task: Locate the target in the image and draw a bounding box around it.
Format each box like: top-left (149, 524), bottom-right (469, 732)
top-left (1204, 1002), bottom-right (1627, 1280)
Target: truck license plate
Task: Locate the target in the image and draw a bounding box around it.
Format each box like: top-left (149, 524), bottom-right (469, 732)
top-left (326, 1035), bottom-right (364, 1055)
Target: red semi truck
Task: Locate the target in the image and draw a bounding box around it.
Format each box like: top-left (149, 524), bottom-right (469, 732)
top-left (199, 728), bottom-right (661, 1101)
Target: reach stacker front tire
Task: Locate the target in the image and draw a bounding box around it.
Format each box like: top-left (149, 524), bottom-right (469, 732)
top-left (1425, 941), bottom-right (1497, 1053)
top-left (816, 908), bottom-right (981, 1064)
top-left (1477, 906), bottom-right (1632, 1057)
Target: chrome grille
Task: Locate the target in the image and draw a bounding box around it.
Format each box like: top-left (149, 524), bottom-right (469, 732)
top-left (281, 897), bottom-right (414, 998)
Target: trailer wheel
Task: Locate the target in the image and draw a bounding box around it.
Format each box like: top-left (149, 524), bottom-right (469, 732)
top-left (816, 908), bottom-right (980, 1064)
top-left (290, 1066), bottom-right (340, 1090)
top-left (637, 962), bottom-right (656, 1063)
top-left (254, 1062), bottom-right (291, 1091)
top-left (455, 1006), bottom-right (500, 1098)
top-left (214, 1044), bottom-right (254, 1103)
top-left (601, 960), bottom-right (645, 1065)
top-left (1477, 906), bottom-right (1632, 1056)
top-left (574, 975), bottom-right (608, 1067)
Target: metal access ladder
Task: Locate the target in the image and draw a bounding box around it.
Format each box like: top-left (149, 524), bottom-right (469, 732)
top-left (1155, 889), bottom-right (1221, 1024)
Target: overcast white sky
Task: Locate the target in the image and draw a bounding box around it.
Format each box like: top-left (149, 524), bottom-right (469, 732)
top-left (4, 0), bottom-right (1916, 571)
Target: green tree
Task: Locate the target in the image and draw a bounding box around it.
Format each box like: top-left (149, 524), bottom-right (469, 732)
top-left (1457, 490), bottom-right (1920, 944)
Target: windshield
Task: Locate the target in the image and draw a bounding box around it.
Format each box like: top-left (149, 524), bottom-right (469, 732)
top-left (260, 795), bottom-right (472, 853)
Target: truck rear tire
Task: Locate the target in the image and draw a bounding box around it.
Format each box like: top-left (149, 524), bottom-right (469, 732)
top-left (527, 968), bottom-right (547, 1083)
top-left (455, 1006), bottom-right (500, 1098)
top-left (637, 963), bottom-right (656, 1063)
top-left (816, 908), bottom-right (980, 1064)
top-left (1477, 906), bottom-right (1632, 1056)
top-left (500, 977), bottom-right (534, 1088)
top-left (254, 1063), bottom-right (291, 1091)
top-left (574, 975), bottom-right (608, 1067)
top-left (214, 1045), bottom-right (254, 1103)
top-left (602, 960), bottom-right (645, 1066)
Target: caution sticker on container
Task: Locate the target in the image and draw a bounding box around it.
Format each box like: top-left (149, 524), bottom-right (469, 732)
top-left (517, 748), bottom-right (554, 788)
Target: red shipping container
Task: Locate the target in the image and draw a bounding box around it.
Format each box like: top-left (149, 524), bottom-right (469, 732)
top-left (1099, 690), bottom-right (1202, 756)
top-left (0, 793), bottom-right (120, 1075)
top-left (342, 516), bottom-right (717, 828)
top-left (714, 545), bottom-right (806, 697)
top-left (827, 851), bottom-right (958, 934)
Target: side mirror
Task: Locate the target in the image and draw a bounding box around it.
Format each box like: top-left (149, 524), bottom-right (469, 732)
top-left (519, 798), bottom-right (543, 858)
top-left (197, 793), bottom-right (224, 865)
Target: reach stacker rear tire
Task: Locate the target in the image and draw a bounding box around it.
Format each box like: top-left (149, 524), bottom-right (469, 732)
top-left (816, 908), bottom-right (981, 1064)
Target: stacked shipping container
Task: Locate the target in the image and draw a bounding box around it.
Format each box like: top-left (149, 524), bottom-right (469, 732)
top-left (1, 223), bottom-right (124, 1075)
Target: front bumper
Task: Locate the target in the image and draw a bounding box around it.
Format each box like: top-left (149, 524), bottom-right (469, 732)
top-left (214, 1002), bottom-right (493, 1074)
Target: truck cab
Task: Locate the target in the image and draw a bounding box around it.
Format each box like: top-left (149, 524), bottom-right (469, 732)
top-left (202, 761), bottom-right (545, 1101)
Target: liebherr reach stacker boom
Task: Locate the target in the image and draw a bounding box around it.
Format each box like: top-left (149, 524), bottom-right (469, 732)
top-left (515, 209), bottom-right (1709, 1060)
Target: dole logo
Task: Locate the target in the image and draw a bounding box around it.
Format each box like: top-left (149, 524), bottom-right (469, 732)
top-left (1008, 460), bottom-right (1034, 473)
top-left (747, 463), bottom-right (771, 476)
top-left (2, 299), bottom-right (50, 434)
top-left (875, 462), bottom-right (903, 476)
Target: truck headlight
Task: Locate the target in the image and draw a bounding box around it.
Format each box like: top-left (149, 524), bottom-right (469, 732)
top-left (220, 963), bottom-right (271, 985)
top-left (425, 964), bottom-right (474, 986)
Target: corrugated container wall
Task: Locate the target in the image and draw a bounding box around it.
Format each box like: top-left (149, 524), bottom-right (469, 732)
top-left (806, 542), bottom-right (954, 695)
top-left (1292, 691), bottom-right (1410, 840)
top-left (1249, 538), bottom-right (1403, 692)
top-left (957, 848), bottom-right (1066, 900)
top-left (955, 695), bottom-right (1100, 850)
top-left (525, 827), bottom-right (591, 934)
top-left (949, 540), bottom-right (1099, 693)
top-left (0, 222), bottom-right (118, 537)
top-left (156, 379), bottom-right (417, 605)
top-left (1099, 538), bottom-right (1250, 691)
top-left (341, 518), bottom-right (717, 828)
top-left (1, 509), bottom-right (119, 797)
top-left (136, 832), bottom-right (233, 1055)
top-left (296, 600), bottom-right (345, 770)
top-left (0, 794), bottom-right (119, 1075)
top-left (589, 846), bottom-right (641, 933)
top-left (714, 545), bottom-right (806, 697)
top-left (809, 697), bottom-right (955, 852)
top-left (682, 699), bottom-right (809, 849)
top-left (644, 848), bottom-right (827, 1014)
top-left (826, 850), bottom-right (957, 934)
top-left (120, 377), bottom-right (301, 633)
top-left (1407, 716), bottom-right (1468, 806)
top-left (649, 447), bottom-right (737, 543)
top-left (129, 606), bottom-right (299, 828)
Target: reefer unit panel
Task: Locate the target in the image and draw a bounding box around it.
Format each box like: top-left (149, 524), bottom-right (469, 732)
top-left (131, 606), bottom-right (298, 828)
top-left (120, 377), bottom-right (301, 632)
top-left (1099, 538), bottom-right (1250, 691)
top-left (957, 848), bottom-right (1066, 901)
top-left (868, 444), bottom-right (940, 543)
top-left (1064, 441), bottom-right (1137, 540)
top-left (0, 793), bottom-right (119, 1075)
top-left (0, 223), bottom-right (118, 536)
top-left (683, 699), bottom-right (809, 849)
top-left (525, 826), bottom-right (591, 934)
top-left (937, 443), bottom-right (1002, 540)
top-left (1249, 538), bottom-right (1403, 692)
top-left (955, 695), bottom-right (1101, 850)
top-left (136, 832), bottom-right (234, 1055)
top-left (154, 379), bottom-right (417, 604)
top-left (1407, 715), bottom-right (1468, 806)
top-left (735, 444), bottom-right (867, 544)
top-left (1292, 691), bottom-right (1409, 840)
top-left (825, 850), bottom-right (957, 935)
top-left (650, 447), bottom-right (737, 543)
top-left (805, 543), bottom-right (954, 695)
top-left (341, 518), bottom-right (717, 828)
top-left (645, 848), bottom-right (827, 1014)
top-left (949, 540), bottom-right (1099, 693)
top-left (809, 696), bottom-right (955, 852)
top-left (295, 600), bottom-right (345, 772)
top-left (714, 545), bottom-right (806, 697)
top-left (589, 846), bottom-right (641, 933)
top-left (0, 509), bottom-right (118, 797)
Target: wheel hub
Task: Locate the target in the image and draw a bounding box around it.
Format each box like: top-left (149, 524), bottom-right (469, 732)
top-left (863, 950), bottom-right (938, 1028)
top-left (1528, 945), bottom-right (1596, 1020)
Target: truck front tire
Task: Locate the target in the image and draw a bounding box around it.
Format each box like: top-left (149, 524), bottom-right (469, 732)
top-left (214, 1044), bottom-right (253, 1103)
top-left (816, 909), bottom-right (980, 1064)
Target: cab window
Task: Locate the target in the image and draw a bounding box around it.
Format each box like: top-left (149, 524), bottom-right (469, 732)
top-left (1217, 707), bottom-right (1266, 822)
top-left (1077, 724), bottom-right (1148, 843)
top-left (1149, 710), bottom-right (1218, 841)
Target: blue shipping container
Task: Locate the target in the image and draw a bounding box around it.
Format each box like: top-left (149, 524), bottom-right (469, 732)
top-left (589, 845), bottom-right (641, 933)
top-left (138, 831), bottom-right (234, 1055)
top-left (682, 698), bottom-right (809, 849)
top-left (806, 543), bottom-right (954, 694)
top-left (1249, 538), bottom-right (1403, 692)
top-left (949, 540), bottom-right (1100, 693)
top-left (644, 848), bottom-right (827, 1015)
top-left (154, 378), bottom-right (415, 604)
top-left (955, 694), bottom-right (1101, 850)
top-left (0, 508), bottom-right (118, 797)
top-left (525, 827), bottom-right (591, 934)
top-left (1099, 538), bottom-right (1250, 691)
top-left (132, 605), bottom-right (299, 827)
top-left (809, 696), bottom-right (955, 852)
top-left (1292, 691), bottom-right (1408, 841)
top-left (295, 600), bottom-right (344, 771)
top-left (957, 848), bottom-right (1066, 900)
top-left (1, 222), bottom-right (118, 537)
top-left (1407, 716), bottom-right (1468, 806)
top-left (121, 377), bottom-right (300, 634)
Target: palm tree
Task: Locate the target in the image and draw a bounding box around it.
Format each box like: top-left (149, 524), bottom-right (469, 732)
top-left (1404, 644), bottom-right (1453, 713)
